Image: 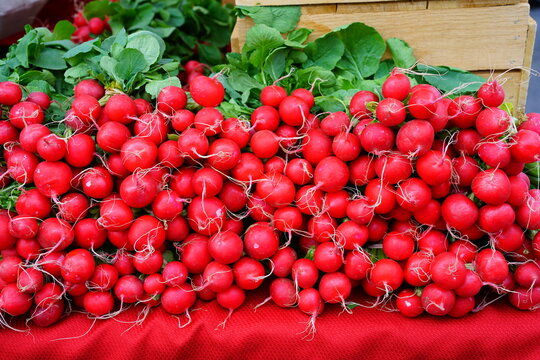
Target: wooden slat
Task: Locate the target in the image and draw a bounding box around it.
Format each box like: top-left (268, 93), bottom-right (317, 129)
top-left (233, 4), bottom-right (530, 71)
top-left (427, 0), bottom-right (526, 9)
top-left (302, 4), bottom-right (337, 13)
top-left (235, 0), bottom-right (403, 6)
top-left (517, 17), bottom-right (537, 112)
top-left (337, 1), bottom-right (426, 12)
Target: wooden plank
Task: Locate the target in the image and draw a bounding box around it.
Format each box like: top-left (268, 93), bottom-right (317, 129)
top-left (427, 0), bottom-right (525, 9)
top-left (302, 4), bottom-right (337, 14)
top-left (517, 17), bottom-right (536, 112)
top-left (337, 1), bottom-right (426, 13)
top-left (233, 4), bottom-right (530, 71)
top-left (235, 0), bottom-right (403, 6)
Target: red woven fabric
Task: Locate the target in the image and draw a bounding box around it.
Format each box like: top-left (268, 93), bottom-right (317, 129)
top-left (1, 288), bottom-right (539, 360)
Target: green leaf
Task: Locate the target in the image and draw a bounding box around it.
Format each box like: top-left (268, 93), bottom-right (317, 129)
top-left (115, 48), bottom-right (148, 82)
top-left (19, 70), bottom-right (56, 85)
top-left (51, 20), bottom-right (76, 41)
top-left (295, 67), bottom-right (336, 90)
top-left (228, 69), bottom-right (263, 93)
top-left (63, 39), bottom-right (99, 63)
top-left (387, 38), bottom-right (416, 69)
top-left (416, 64), bottom-right (485, 93)
top-left (197, 43), bottom-right (222, 65)
top-left (374, 59), bottom-right (395, 79)
top-left (500, 102), bottom-right (514, 117)
top-left (237, 6), bottom-right (301, 33)
top-left (64, 63), bottom-right (92, 84)
top-left (245, 24), bottom-right (284, 68)
top-left (128, 4), bottom-right (156, 30)
top-left (14, 30), bottom-right (38, 68)
top-left (145, 77), bottom-right (182, 97)
top-left (315, 96), bottom-right (347, 113)
top-left (126, 31), bottom-right (165, 65)
top-left (335, 22), bottom-right (386, 79)
top-left (99, 56), bottom-right (120, 83)
top-left (287, 28), bottom-right (312, 44)
top-left (30, 48), bottom-right (67, 70)
top-left (26, 80), bottom-right (51, 94)
top-left (304, 32), bottom-right (345, 70)
top-left (218, 101), bottom-right (253, 119)
top-left (84, 0), bottom-right (114, 19)
top-left (264, 49), bottom-right (287, 82)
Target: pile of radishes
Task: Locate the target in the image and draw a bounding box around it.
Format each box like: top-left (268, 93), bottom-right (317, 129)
top-left (0, 67), bottom-right (539, 332)
top-left (71, 10), bottom-right (110, 44)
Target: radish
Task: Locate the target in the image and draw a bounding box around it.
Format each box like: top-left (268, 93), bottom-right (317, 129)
top-left (104, 94), bottom-right (137, 124)
top-left (0, 216), bottom-right (16, 251)
top-left (382, 71), bottom-right (410, 101)
top-left (441, 194), bottom-right (478, 231)
top-left (39, 252), bottom-right (64, 278)
top-left (6, 148), bottom-right (39, 184)
top-left (447, 95), bottom-right (482, 129)
top-left (449, 240), bottom-right (478, 263)
top-left (510, 130), bottom-right (540, 164)
top-left (383, 231), bottom-right (415, 260)
top-left (158, 140), bottom-right (183, 168)
top-left (346, 198), bottom-right (374, 225)
top-left (514, 262), bottom-right (540, 288)
top-left (33, 161), bottom-right (72, 198)
top-left (471, 169), bottom-right (510, 205)
top-left (370, 259), bottom-right (403, 292)
top-left (179, 234), bottom-right (212, 274)
top-left (368, 216), bottom-right (389, 242)
top-left (220, 117), bottom-right (251, 148)
top-left (475, 107), bottom-right (510, 138)
top-left (408, 89), bottom-right (437, 119)
top-left (475, 249), bottom-right (508, 285)
top-left (37, 218), bottom-right (74, 251)
top-left (217, 284), bottom-right (246, 315)
top-left (120, 137), bottom-right (158, 172)
top-left (19, 124), bottom-right (50, 153)
top-left (71, 95), bottom-right (101, 125)
top-left (144, 273), bottom-right (165, 296)
top-left (491, 224), bottom-right (524, 252)
top-left (396, 289), bottom-right (423, 317)
top-left (421, 283), bottom-right (456, 316)
top-left (271, 247), bottom-right (297, 278)
top-left (448, 296), bottom-right (475, 318)
top-left (427, 99), bottom-right (450, 132)
top-left (165, 216), bottom-right (190, 242)
top-left (455, 129), bottom-right (481, 155)
top-left (313, 156), bottom-right (349, 193)
top-left (376, 98), bottom-right (406, 127)
top-left (190, 76), bottom-right (224, 107)
top-left (250, 130), bottom-right (279, 159)
top-left (454, 269), bottom-right (483, 297)
top-left (508, 287), bottom-right (540, 310)
top-left (89, 264), bottom-right (118, 291)
top-left (325, 190), bottom-right (349, 219)
top-left (157, 86), bottom-right (187, 115)
top-left (208, 231), bottom-right (243, 265)
top-left (344, 250), bottom-right (371, 280)
top-left (233, 257), bottom-right (265, 290)
top-left (308, 213), bottom-right (336, 243)
top-left (161, 284), bottom-right (196, 314)
top-left (349, 155), bottom-right (376, 186)
top-left (396, 120), bottom-right (434, 157)
top-left (9, 101), bottom-right (43, 128)
top-left (133, 250), bottom-right (163, 275)
top-left (194, 107), bottom-right (223, 136)
top-left (74, 218), bottom-right (106, 249)
top-left (295, 185), bottom-right (324, 216)
top-left (477, 81), bottom-right (505, 107)
top-left (413, 199), bottom-right (441, 226)
top-left (285, 158), bottom-right (313, 186)
top-left (98, 196), bottom-right (133, 231)
top-left (360, 123), bottom-right (394, 154)
top-left (478, 141), bottom-right (511, 168)
top-left (273, 206), bottom-right (304, 234)
top-left (374, 153), bottom-right (412, 184)
top-left (332, 132), bottom-right (361, 162)
top-left (520, 113), bottom-right (540, 135)
top-left (207, 139), bottom-right (241, 171)
top-left (65, 134), bottom-right (95, 168)
top-left (171, 109), bottom-right (195, 133)
top-left (0, 121), bottom-right (19, 144)
top-left (336, 221), bottom-right (369, 250)
top-left (350, 90), bottom-right (378, 119)
top-left (119, 173), bottom-right (158, 208)
top-left (404, 251), bottom-right (433, 286)
top-left (291, 259), bottom-right (318, 289)
top-left (61, 249), bottom-right (95, 283)
top-left (516, 190), bottom-right (540, 230)
top-left (396, 178), bottom-right (431, 212)
top-left (193, 167), bottom-right (223, 197)
top-left (320, 111), bottom-right (350, 136)
top-left (203, 261), bottom-right (233, 292)
top-left (452, 155), bottom-right (479, 187)
top-left (83, 291), bottom-right (114, 316)
top-left (128, 215), bottom-right (165, 251)
top-left (34, 282), bottom-right (63, 307)
top-left (269, 278), bottom-right (296, 307)
top-left (17, 267), bottom-right (44, 293)
top-left (36, 134), bottom-right (67, 161)
top-left (187, 196), bottom-right (226, 236)
top-left (0, 284), bottom-right (32, 316)
top-left (8, 216), bottom-right (38, 239)
top-left (319, 272), bottom-right (351, 304)
top-left (256, 172), bottom-right (296, 208)
top-left (74, 79), bottom-right (104, 100)
top-left (114, 275), bottom-right (144, 303)
top-left (113, 251), bottom-right (135, 276)
top-left (478, 203), bottom-right (515, 233)
top-left (430, 252), bottom-right (466, 290)
top-left (416, 150), bottom-right (452, 186)
top-left (313, 241), bottom-right (343, 272)
top-left (251, 105), bottom-right (280, 131)
top-left (27, 92), bottom-right (50, 110)
top-left (279, 96), bottom-right (310, 126)
top-left (244, 222), bottom-right (279, 260)
top-left (0, 81), bottom-right (22, 105)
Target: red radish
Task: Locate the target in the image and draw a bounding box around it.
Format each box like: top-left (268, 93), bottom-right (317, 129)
top-left (478, 203), bottom-right (515, 233)
top-left (165, 216), bottom-right (190, 242)
top-left (365, 179), bottom-right (398, 215)
top-left (430, 252), bottom-right (466, 290)
top-left (508, 287), bottom-right (540, 310)
top-left (119, 173), bottom-right (158, 208)
top-left (273, 206), bottom-right (303, 233)
top-left (370, 259), bottom-right (403, 292)
top-left (26, 91), bottom-right (50, 110)
top-left (194, 107), bottom-right (223, 136)
top-left (19, 124), bottom-right (50, 153)
top-left (404, 251), bottom-right (433, 286)
top-left (192, 168), bottom-right (223, 197)
top-left (319, 272), bottom-right (351, 304)
top-left (16, 238), bottom-right (40, 261)
top-left (320, 112), bottom-right (350, 136)
top-left (208, 231), bottom-right (243, 265)
top-left (151, 190), bottom-right (184, 221)
top-left (217, 285), bottom-right (246, 312)
top-left (285, 158), bottom-right (313, 186)
top-left (408, 89), bottom-right (438, 119)
top-left (396, 289), bottom-right (424, 317)
top-left (291, 259), bottom-right (318, 289)
top-left (279, 96), bottom-right (310, 126)
top-left (514, 262), bottom-right (540, 288)
top-left (187, 196), bottom-right (226, 236)
top-left (346, 198), bottom-right (374, 225)
top-left (34, 283), bottom-right (63, 307)
top-left (74, 79), bottom-right (104, 100)
top-left (447, 95), bottom-right (482, 129)
top-left (413, 199), bottom-right (441, 226)
top-left (220, 118), bottom-right (251, 148)
top-left (374, 153), bottom-right (412, 184)
top-left (207, 139), bottom-right (241, 171)
top-left (9, 216), bottom-right (38, 239)
top-left (203, 261), bottom-right (233, 293)
top-left (478, 141), bottom-right (511, 168)
top-left (128, 215), bottom-right (165, 251)
top-left (104, 94), bottom-right (137, 124)
top-left (133, 250), bottom-right (163, 275)
top-left (9, 101), bottom-right (43, 128)
top-left (416, 150), bottom-right (452, 186)
top-left (349, 155), bottom-right (376, 186)
top-left (471, 169), bottom-right (510, 205)
top-left (190, 76), bottom-right (224, 107)
top-left (157, 86), bottom-right (187, 114)
top-left (89, 264), bottom-right (118, 291)
top-left (72, 95), bottom-right (101, 124)
top-left (336, 221), bottom-right (369, 250)
top-left (396, 178), bottom-right (431, 212)
top-left (308, 213), bottom-right (336, 242)
top-left (98, 196), bottom-right (133, 231)
top-left (0, 81), bottom-right (22, 105)
top-left (219, 181), bottom-right (247, 212)
top-left (0, 121), bottom-right (19, 144)
top-left (298, 288), bottom-right (324, 316)
top-left (171, 109), bottom-right (195, 132)
top-left (65, 134), bottom-right (95, 167)
top-left (0, 284), bottom-right (32, 316)
top-left (396, 120), bottom-right (434, 157)
top-left (455, 270), bottom-right (483, 297)
top-left (368, 216), bottom-right (389, 242)
top-left (452, 156), bottom-right (479, 187)
top-left (37, 218), bottom-right (73, 251)
top-left (478, 81), bottom-right (505, 107)
top-left (6, 148), bottom-right (39, 184)
top-left (350, 90), bottom-right (378, 119)
top-left (421, 283), bottom-right (456, 316)
top-left (74, 218), bottom-right (106, 249)
top-left (231, 153), bottom-right (264, 182)
top-left (144, 273), bottom-right (165, 296)
top-left (113, 251), bottom-right (135, 276)
top-left (16, 267), bottom-right (44, 293)
top-left (61, 249), bottom-right (95, 283)
top-left (270, 278), bottom-right (296, 308)
top-left (325, 190), bottom-right (349, 219)
top-left (233, 257), bottom-right (265, 290)
top-left (179, 234), bottom-right (212, 274)
top-left (178, 128), bottom-right (209, 159)
top-left (475, 107), bottom-right (510, 138)
top-left (251, 105), bottom-right (280, 131)
top-left (114, 275), bottom-right (144, 303)
top-left (250, 130), bottom-right (279, 159)
top-left (520, 113), bottom-right (540, 135)
top-left (448, 296), bottom-right (475, 318)
top-left (261, 85), bottom-right (287, 107)
top-left (510, 130), bottom-right (540, 164)
top-left (332, 132), bottom-right (361, 162)
top-left (455, 129), bottom-right (482, 155)
top-left (36, 134), bottom-right (66, 161)
top-left (383, 231), bottom-right (415, 260)
top-left (271, 247), bottom-right (297, 278)
top-left (427, 99), bottom-right (450, 132)
top-left (302, 129), bottom-right (333, 165)
top-left (492, 224), bottom-right (524, 252)
top-left (449, 240), bottom-right (478, 263)
top-left (83, 291), bottom-right (114, 316)
top-left (313, 242), bottom-right (342, 272)
top-left (343, 250), bottom-right (371, 280)
top-left (247, 194), bottom-right (275, 221)
top-left (441, 194), bottom-right (478, 231)
top-left (360, 123), bottom-right (394, 154)
top-left (0, 216), bottom-right (16, 250)
top-left (158, 140), bottom-right (183, 168)
top-left (475, 249), bottom-right (508, 285)
top-left (81, 166), bottom-right (113, 199)
top-left (313, 157), bottom-right (349, 193)
top-left (417, 229), bottom-right (448, 255)
top-left (134, 113), bottom-right (167, 144)
top-left (516, 190), bottom-right (540, 230)
top-left (382, 72), bottom-right (410, 101)
top-left (244, 222), bottom-right (279, 260)
top-left (291, 88), bottom-right (314, 108)
top-left (376, 98), bottom-right (406, 126)
top-left (120, 137), bottom-right (158, 172)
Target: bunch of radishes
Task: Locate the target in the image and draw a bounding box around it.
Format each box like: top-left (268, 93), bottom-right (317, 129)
top-left (71, 11), bottom-right (110, 44)
top-left (0, 67), bottom-right (539, 331)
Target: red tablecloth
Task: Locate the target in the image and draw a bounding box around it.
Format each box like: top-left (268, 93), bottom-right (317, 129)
top-left (1, 289), bottom-right (539, 360)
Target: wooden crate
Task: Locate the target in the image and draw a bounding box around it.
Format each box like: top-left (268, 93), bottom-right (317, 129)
top-left (232, 0), bottom-right (536, 111)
